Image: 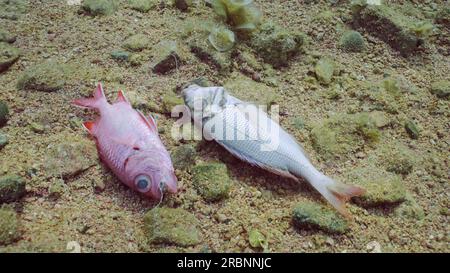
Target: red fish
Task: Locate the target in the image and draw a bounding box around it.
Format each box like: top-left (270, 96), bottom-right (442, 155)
top-left (73, 83), bottom-right (177, 200)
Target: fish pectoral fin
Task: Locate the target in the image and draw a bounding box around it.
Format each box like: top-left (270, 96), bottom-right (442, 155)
top-left (136, 110), bottom-right (157, 133)
top-left (82, 121), bottom-right (96, 135)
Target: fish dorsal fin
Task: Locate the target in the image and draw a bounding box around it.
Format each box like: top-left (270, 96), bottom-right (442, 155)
top-left (83, 121), bottom-right (96, 135)
top-left (116, 90), bottom-right (130, 104)
top-left (137, 110), bottom-right (157, 132)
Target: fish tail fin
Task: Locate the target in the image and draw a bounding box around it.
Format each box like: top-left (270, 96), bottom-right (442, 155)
top-left (73, 83), bottom-right (107, 109)
top-left (309, 175), bottom-right (366, 219)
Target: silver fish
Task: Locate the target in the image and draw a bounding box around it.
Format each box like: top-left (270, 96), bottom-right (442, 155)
top-left (182, 84), bottom-right (365, 217)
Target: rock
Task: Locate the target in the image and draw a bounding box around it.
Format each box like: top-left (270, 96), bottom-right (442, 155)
top-left (248, 229), bottom-right (268, 250)
top-left (0, 175), bottom-right (26, 203)
top-left (0, 42), bottom-right (20, 73)
top-left (17, 61), bottom-right (71, 92)
top-left (339, 30), bottom-right (365, 52)
top-left (224, 73), bottom-right (279, 107)
top-left (0, 101), bottom-right (9, 126)
top-left (292, 201), bottom-right (349, 234)
top-left (209, 0), bottom-right (262, 31)
top-left (43, 134), bottom-right (98, 178)
top-left (151, 40), bottom-right (183, 74)
top-left (192, 162), bottom-right (231, 202)
top-left (0, 205), bottom-right (20, 245)
top-left (171, 144), bottom-right (196, 170)
top-left (404, 119), bottom-right (419, 139)
top-left (430, 80), bottom-right (450, 99)
top-left (310, 113), bottom-right (380, 160)
top-left (161, 92), bottom-right (183, 114)
top-left (128, 0), bottom-right (158, 12)
top-left (174, 0), bottom-right (193, 12)
top-left (0, 0), bottom-right (28, 20)
top-left (0, 29), bottom-right (16, 43)
top-left (29, 121), bottom-right (45, 133)
top-left (208, 26), bottom-right (235, 52)
top-left (0, 133), bottom-right (8, 149)
top-left (348, 167), bottom-right (407, 207)
top-left (314, 57), bottom-right (335, 85)
top-left (81, 0), bottom-right (118, 16)
top-left (143, 207), bottom-right (201, 246)
top-left (111, 50), bottom-right (130, 61)
top-left (249, 21), bottom-right (305, 68)
top-left (352, 3), bottom-right (428, 56)
top-left (123, 34), bottom-right (150, 52)
top-left (190, 36), bottom-right (232, 73)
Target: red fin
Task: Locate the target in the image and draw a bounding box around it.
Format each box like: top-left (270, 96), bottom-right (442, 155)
top-left (73, 83), bottom-right (107, 109)
top-left (116, 90), bottom-right (130, 104)
top-left (326, 182), bottom-right (366, 219)
top-left (82, 121), bottom-right (96, 135)
top-left (137, 110), bottom-right (157, 132)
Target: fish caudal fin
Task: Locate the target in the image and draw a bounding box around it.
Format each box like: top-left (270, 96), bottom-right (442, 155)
top-left (73, 83), bottom-right (107, 109)
top-left (310, 175), bottom-right (365, 218)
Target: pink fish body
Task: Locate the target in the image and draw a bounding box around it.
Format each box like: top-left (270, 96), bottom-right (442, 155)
top-left (73, 83), bottom-right (177, 200)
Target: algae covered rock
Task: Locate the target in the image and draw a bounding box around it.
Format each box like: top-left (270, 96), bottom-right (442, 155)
top-left (339, 30), bottom-right (365, 52)
top-left (348, 167), bottom-right (406, 207)
top-left (161, 91), bottom-right (184, 114)
top-left (292, 201), bottom-right (349, 234)
top-left (435, 6), bottom-right (450, 29)
top-left (209, 0), bottom-right (262, 31)
top-left (0, 42), bottom-right (20, 73)
top-left (310, 113), bottom-right (380, 160)
top-left (0, 0), bottom-right (28, 20)
top-left (151, 40), bottom-right (183, 74)
top-left (356, 78), bottom-right (407, 114)
top-left (208, 26), bottom-right (236, 52)
top-left (249, 22), bottom-right (305, 68)
top-left (404, 119), bottom-right (419, 139)
top-left (377, 142), bottom-right (415, 175)
top-left (0, 133), bottom-right (8, 149)
top-left (0, 205), bottom-right (20, 245)
top-left (192, 162), bottom-right (231, 202)
top-left (0, 29), bottom-right (16, 43)
top-left (0, 175), bottom-right (26, 203)
top-left (0, 101), bottom-right (9, 126)
top-left (128, 0), bottom-right (158, 12)
top-left (17, 61), bottom-right (71, 92)
top-left (144, 207), bottom-right (201, 246)
top-left (190, 32), bottom-right (233, 72)
top-left (111, 50), bottom-right (130, 61)
top-left (394, 193), bottom-right (424, 220)
top-left (314, 57), bottom-right (335, 85)
top-left (82, 0), bottom-right (118, 16)
top-left (43, 134), bottom-right (98, 178)
top-left (171, 144), bottom-right (197, 170)
top-left (430, 80), bottom-right (450, 99)
top-left (352, 3), bottom-right (428, 56)
top-left (123, 34), bottom-right (150, 52)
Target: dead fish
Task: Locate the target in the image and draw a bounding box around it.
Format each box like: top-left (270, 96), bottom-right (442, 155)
top-left (73, 83), bottom-right (177, 200)
top-left (182, 84), bottom-right (365, 217)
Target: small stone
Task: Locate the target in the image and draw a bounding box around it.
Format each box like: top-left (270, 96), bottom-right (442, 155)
top-left (144, 207), bottom-right (201, 246)
top-left (192, 162), bottom-right (231, 202)
top-left (171, 144), bottom-right (196, 171)
top-left (81, 0), bottom-right (118, 16)
top-left (405, 120), bottom-right (419, 139)
top-left (293, 201), bottom-right (349, 234)
top-left (315, 57), bottom-right (335, 85)
top-left (0, 42), bottom-right (20, 73)
top-left (128, 0), bottom-right (158, 12)
top-left (174, 0), bottom-right (192, 12)
top-left (0, 101), bottom-right (9, 126)
top-left (0, 133), bottom-right (8, 149)
top-left (111, 50), bottom-right (130, 61)
top-left (0, 29), bottom-right (16, 43)
top-left (214, 212), bottom-right (227, 223)
top-left (0, 205), bottom-right (20, 245)
top-left (0, 175), bottom-right (26, 203)
top-left (339, 30), bottom-right (365, 52)
top-left (92, 177), bottom-right (105, 193)
top-left (248, 229), bottom-right (268, 250)
top-left (29, 122), bottom-right (45, 133)
top-left (151, 40), bottom-right (182, 74)
top-left (123, 34), bottom-right (150, 52)
top-left (430, 80), bottom-right (450, 99)
top-left (17, 60), bottom-right (71, 92)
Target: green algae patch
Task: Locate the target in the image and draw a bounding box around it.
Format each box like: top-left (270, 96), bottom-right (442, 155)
top-left (0, 133), bottom-right (8, 149)
top-left (208, 26), bottom-right (235, 52)
top-left (224, 73), bottom-right (279, 107)
top-left (394, 193), bottom-right (424, 220)
top-left (171, 144), bottom-right (197, 171)
top-left (0, 42), bottom-right (20, 73)
top-left (293, 202), bottom-right (349, 234)
top-left (111, 50), bottom-right (130, 61)
top-left (348, 167), bottom-right (406, 207)
top-left (339, 30), bottom-right (365, 52)
top-left (144, 207), bottom-right (201, 246)
top-left (0, 101), bottom-right (9, 126)
top-left (43, 133), bottom-right (98, 179)
top-left (192, 162), bottom-right (231, 202)
top-left (430, 80), bottom-right (450, 99)
top-left (0, 0), bottom-right (28, 20)
top-left (82, 0), bottom-right (118, 16)
top-left (0, 175), bottom-right (26, 203)
top-left (161, 91), bottom-right (184, 114)
top-left (248, 229), bottom-right (268, 251)
top-left (249, 21), bottom-right (305, 68)
top-left (209, 0), bottom-right (262, 32)
top-left (0, 29), bottom-right (16, 43)
top-left (123, 34), bottom-right (150, 52)
top-left (314, 57), bottom-right (335, 85)
top-left (17, 61), bottom-right (71, 92)
top-left (310, 113), bottom-right (380, 160)
top-left (404, 119), bottom-right (420, 139)
top-left (375, 142), bottom-right (416, 175)
top-left (0, 205), bottom-right (20, 245)
top-left (151, 40), bottom-right (186, 74)
top-left (128, 0), bottom-right (159, 12)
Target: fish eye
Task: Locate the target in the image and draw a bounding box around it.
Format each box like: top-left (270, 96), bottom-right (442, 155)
top-left (134, 175), bottom-right (152, 193)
